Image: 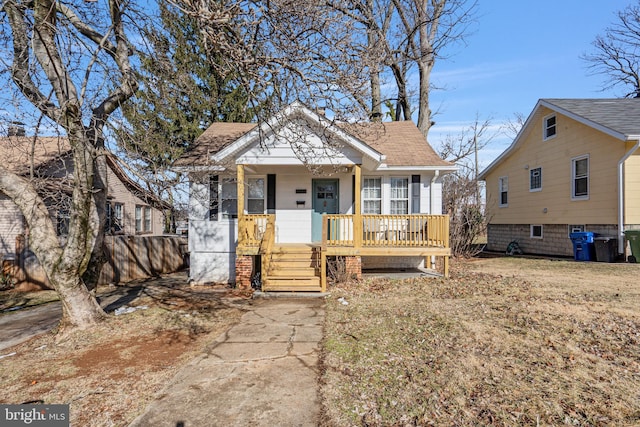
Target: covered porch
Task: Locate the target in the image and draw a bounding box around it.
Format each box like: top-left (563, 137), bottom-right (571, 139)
top-left (235, 163), bottom-right (451, 292)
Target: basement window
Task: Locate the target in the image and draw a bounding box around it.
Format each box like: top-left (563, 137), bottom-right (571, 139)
top-left (530, 224), bottom-right (543, 239)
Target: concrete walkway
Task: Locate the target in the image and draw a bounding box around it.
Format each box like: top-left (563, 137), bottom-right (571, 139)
top-left (129, 297), bottom-right (325, 427)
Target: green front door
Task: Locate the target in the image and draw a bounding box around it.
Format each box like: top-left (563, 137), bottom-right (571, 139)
top-left (312, 179), bottom-right (339, 242)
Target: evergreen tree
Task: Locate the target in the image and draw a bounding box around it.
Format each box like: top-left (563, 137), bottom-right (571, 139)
top-left (119, 2), bottom-right (258, 168)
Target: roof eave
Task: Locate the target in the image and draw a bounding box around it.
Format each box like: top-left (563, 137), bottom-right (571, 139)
top-left (376, 164), bottom-right (458, 172)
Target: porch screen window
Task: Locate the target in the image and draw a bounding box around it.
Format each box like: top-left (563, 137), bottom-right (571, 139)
top-left (572, 156), bottom-right (589, 199)
top-left (363, 177), bottom-right (381, 214)
top-left (499, 176), bottom-right (508, 206)
top-left (390, 177), bottom-right (409, 214)
top-left (221, 178), bottom-right (238, 218)
top-left (247, 178), bottom-right (265, 214)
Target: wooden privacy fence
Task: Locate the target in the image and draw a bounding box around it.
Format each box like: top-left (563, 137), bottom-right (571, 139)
top-left (98, 235), bottom-right (188, 284)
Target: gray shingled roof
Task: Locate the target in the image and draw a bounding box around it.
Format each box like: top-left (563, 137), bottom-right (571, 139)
top-left (542, 98), bottom-right (640, 139)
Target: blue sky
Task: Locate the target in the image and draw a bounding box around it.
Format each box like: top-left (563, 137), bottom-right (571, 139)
top-left (425, 0), bottom-right (633, 168)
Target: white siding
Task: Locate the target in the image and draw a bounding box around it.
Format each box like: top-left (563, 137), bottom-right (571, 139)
top-left (237, 120), bottom-right (363, 166)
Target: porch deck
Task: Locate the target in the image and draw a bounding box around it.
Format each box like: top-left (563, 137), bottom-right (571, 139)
top-left (237, 214), bottom-right (450, 292)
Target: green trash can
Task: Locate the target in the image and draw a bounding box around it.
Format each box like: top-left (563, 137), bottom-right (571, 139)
top-left (624, 230), bottom-right (640, 263)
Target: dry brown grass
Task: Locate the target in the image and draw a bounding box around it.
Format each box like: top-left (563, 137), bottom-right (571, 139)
top-left (320, 257), bottom-right (640, 426)
top-left (0, 277), bottom-right (249, 426)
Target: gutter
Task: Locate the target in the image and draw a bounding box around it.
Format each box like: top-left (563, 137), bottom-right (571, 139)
top-left (618, 139), bottom-right (640, 254)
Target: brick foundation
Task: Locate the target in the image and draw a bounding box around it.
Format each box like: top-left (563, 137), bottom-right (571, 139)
top-left (235, 255), bottom-right (253, 290)
top-left (487, 223), bottom-right (621, 257)
top-left (345, 256), bottom-right (362, 281)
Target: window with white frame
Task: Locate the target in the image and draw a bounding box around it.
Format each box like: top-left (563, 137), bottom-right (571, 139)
top-left (362, 177), bottom-right (382, 214)
top-left (543, 114), bottom-right (556, 140)
top-left (135, 205), bottom-right (152, 233)
top-left (572, 155), bottom-right (589, 199)
top-left (221, 178), bottom-right (238, 218)
top-left (247, 177), bottom-right (265, 214)
top-left (390, 177), bottom-right (409, 214)
top-left (530, 167), bottom-right (542, 191)
top-left (498, 176), bottom-right (508, 206)
top-left (568, 224), bottom-right (585, 237)
top-left (530, 224), bottom-right (543, 239)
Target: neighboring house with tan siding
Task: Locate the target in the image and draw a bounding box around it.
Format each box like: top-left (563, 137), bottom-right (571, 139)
top-left (479, 99), bottom-right (640, 258)
top-left (0, 130), bottom-right (168, 259)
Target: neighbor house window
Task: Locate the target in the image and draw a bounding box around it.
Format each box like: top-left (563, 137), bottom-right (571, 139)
top-left (247, 177), bottom-right (265, 214)
top-left (544, 114), bottom-right (556, 140)
top-left (498, 176), bottom-right (508, 207)
top-left (530, 167), bottom-right (542, 191)
top-left (530, 224), bottom-right (543, 239)
top-left (135, 205), bottom-right (152, 233)
top-left (572, 155), bottom-right (589, 199)
top-left (106, 202), bottom-right (124, 233)
top-left (363, 177), bottom-right (382, 214)
top-left (390, 177), bottom-right (409, 214)
top-left (221, 178), bottom-right (238, 218)
top-left (568, 224), bottom-right (585, 237)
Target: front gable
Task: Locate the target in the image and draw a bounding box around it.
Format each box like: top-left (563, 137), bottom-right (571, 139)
top-left (211, 102), bottom-right (384, 168)
top-left (236, 117), bottom-right (364, 166)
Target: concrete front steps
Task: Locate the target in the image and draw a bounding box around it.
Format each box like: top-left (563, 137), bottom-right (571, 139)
top-left (262, 244), bottom-right (322, 292)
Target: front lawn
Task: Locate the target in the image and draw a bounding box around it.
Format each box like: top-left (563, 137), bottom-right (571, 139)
top-left (320, 257), bottom-right (640, 426)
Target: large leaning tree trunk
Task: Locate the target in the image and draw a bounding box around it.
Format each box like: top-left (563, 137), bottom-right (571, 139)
top-left (1, 0), bottom-right (139, 328)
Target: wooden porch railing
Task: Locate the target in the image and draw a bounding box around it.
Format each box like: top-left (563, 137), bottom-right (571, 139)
top-left (259, 217), bottom-right (276, 288)
top-left (324, 214), bottom-right (450, 248)
top-left (238, 214), bottom-right (274, 248)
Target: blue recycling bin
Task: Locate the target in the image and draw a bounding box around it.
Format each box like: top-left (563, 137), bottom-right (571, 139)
top-left (570, 232), bottom-right (596, 261)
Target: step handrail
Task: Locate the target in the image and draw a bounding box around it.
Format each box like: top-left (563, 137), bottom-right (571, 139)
top-left (259, 216), bottom-right (276, 289)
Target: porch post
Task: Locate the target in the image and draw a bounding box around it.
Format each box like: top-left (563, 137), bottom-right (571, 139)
top-left (237, 164), bottom-right (245, 217)
top-left (354, 164), bottom-right (362, 248)
top-left (237, 164), bottom-right (245, 243)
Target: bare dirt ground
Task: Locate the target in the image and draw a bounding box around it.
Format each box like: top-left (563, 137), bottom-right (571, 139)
top-left (0, 274), bottom-right (251, 426)
top-left (321, 256), bottom-right (640, 426)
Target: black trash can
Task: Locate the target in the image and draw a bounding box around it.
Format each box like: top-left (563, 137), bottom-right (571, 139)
top-left (594, 237), bottom-right (617, 263)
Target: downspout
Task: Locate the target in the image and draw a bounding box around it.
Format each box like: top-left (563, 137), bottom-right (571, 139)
top-left (618, 139), bottom-right (640, 254)
top-left (429, 170), bottom-right (440, 270)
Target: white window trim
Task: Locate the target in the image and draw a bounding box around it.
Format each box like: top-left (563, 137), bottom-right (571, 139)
top-left (221, 177), bottom-right (238, 219)
top-left (530, 224), bottom-right (543, 239)
top-left (543, 114), bottom-right (557, 141)
top-left (568, 224), bottom-right (585, 237)
top-left (362, 176), bottom-right (382, 214)
top-left (135, 205), bottom-right (152, 234)
top-left (389, 176), bottom-right (410, 215)
top-left (529, 167), bottom-right (542, 192)
top-left (498, 176), bottom-right (508, 207)
top-left (571, 155), bottom-right (590, 201)
top-left (246, 176), bottom-right (266, 215)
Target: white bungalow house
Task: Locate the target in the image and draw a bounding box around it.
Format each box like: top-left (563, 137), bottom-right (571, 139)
top-left (173, 102), bottom-right (456, 291)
